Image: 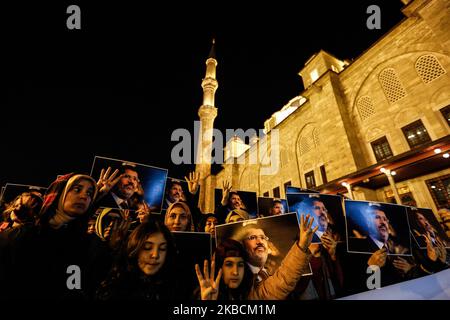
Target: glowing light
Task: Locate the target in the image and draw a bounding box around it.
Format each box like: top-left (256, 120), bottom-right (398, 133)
top-left (434, 148), bottom-right (441, 154)
top-left (444, 153), bottom-right (449, 159)
top-left (391, 171), bottom-right (396, 176)
top-left (310, 69), bottom-right (319, 82)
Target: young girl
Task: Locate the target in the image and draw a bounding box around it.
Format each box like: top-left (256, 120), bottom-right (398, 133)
top-left (97, 218), bottom-right (186, 300)
top-left (195, 238), bottom-right (252, 300)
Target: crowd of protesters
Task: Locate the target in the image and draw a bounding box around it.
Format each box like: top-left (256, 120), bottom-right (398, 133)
top-left (0, 164), bottom-right (448, 301)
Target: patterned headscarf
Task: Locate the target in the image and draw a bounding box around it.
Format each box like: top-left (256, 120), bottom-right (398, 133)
top-left (39, 173), bottom-right (98, 225)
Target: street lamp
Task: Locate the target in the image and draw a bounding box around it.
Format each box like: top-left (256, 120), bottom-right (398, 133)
top-left (341, 182), bottom-right (353, 199)
top-left (380, 167), bottom-right (401, 203)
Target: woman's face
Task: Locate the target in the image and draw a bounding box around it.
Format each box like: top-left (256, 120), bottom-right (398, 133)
top-left (63, 179), bottom-right (95, 217)
top-left (222, 257), bottom-right (245, 289)
top-left (138, 232), bottom-right (167, 276)
top-left (228, 214), bottom-right (244, 224)
top-left (204, 216), bottom-right (218, 235)
top-left (166, 206), bottom-right (189, 231)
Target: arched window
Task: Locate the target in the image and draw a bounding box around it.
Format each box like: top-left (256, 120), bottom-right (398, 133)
top-left (415, 54), bottom-right (446, 84)
top-left (379, 68), bottom-right (407, 103)
top-left (357, 96), bottom-right (376, 121)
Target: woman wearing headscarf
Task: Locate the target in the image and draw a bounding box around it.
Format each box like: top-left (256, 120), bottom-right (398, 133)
top-left (1, 173), bottom-right (98, 299)
top-left (225, 208), bottom-right (249, 224)
top-left (164, 201), bottom-right (196, 232)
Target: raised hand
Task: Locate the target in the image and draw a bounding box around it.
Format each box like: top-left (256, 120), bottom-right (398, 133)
top-left (367, 247), bottom-right (388, 267)
top-left (298, 214), bottom-right (319, 252)
top-left (185, 171), bottom-right (200, 195)
top-left (195, 255), bottom-right (222, 300)
top-left (321, 231), bottom-right (337, 260)
top-left (221, 181), bottom-right (232, 206)
top-left (97, 167), bottom-right (122, 198)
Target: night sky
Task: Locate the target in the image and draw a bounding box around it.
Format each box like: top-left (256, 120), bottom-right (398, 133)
top-left (3, 1), bottom-right (405, 189)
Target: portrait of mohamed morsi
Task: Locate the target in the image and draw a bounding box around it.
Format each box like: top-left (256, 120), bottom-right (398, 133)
top-left (215, 213), bottom-right (312, 276)
top-left (345, 200), bottom-right (412, 256)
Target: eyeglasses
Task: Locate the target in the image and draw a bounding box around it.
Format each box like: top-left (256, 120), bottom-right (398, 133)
top-left (246, 235), bottom-right (269, 241)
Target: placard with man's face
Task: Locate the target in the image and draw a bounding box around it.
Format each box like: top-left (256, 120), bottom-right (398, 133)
top-left (162, 177), bottom-right (189, 211)
top-left (90, 156), bottom-right (168, 213)
top-left (407, 207), bottom-right (450, 249)
top-left (286, 193), bottom-right (345, 244)
top-left (215, 213), bottom-right (312, 276)
top-left (215, 189), bottom-right (258, 219)
top-left (257, 197), bottom-right (288, 217)
top-left (345, 200), bottom-right (412, 256)
top-left (0, 183), bottom-right (47, 204)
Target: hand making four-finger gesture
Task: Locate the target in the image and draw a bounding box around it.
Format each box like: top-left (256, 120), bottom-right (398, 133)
top-left (298, 214), bottom-right (319, 252)
top-left (195, 254), bottom-right (223, 300)
top-left (96, 167), bottom-right (122, 199)
top-left (185, 171), bottom-right (200, 195)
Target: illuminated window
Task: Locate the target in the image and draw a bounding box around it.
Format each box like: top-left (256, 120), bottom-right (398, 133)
top-left (401, 120), bottom-right (431, 148)
top-left (304, 171), bottom-right (316, 189)
top-left (426, 174), bottom-right (450, 209)
top-left (310, 69), bottom-right (319, 82)
top-left (440, 105), bottom-right (450, 127)
top-left (371, 136), bottom-right (393, 162)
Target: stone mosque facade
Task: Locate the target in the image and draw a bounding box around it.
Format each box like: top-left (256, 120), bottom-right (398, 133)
top-left (195, 0), bottom-right (450, 215)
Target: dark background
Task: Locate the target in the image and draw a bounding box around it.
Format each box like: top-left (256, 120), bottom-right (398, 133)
top-left (3, 1), bottom-right (404, 189)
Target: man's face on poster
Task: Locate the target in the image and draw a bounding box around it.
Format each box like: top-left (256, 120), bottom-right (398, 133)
top-left (117, 168), bottom-right (139, 199)
top-left (229, 194), bottom-right (243, 210)
top-left (416, 212), bottom-right (433, 234)
top-left (313, 200), bottom-right (328, 232)
top-left (242, 227), bottom-right (269, 268)
top-left (271, 202), bottom-right (284, 215)
top-left (168, 183), bottom-right (183, 203)
top-left (368, 208), bottom-right (389, 243)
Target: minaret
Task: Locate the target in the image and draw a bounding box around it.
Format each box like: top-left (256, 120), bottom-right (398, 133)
top-left (196, 39), bottom-right (218, 212)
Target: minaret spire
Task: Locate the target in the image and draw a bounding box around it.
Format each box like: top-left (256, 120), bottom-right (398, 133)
top-left (196, 39), bottom-right (219, 212)
top-left (202, 38), bottom-right (218, 106)
top-left (208, 38), bottom-right (216, 59)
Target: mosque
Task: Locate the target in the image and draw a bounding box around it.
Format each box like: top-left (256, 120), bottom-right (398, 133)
top-left (194, 0), bottom-right (450, 216)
